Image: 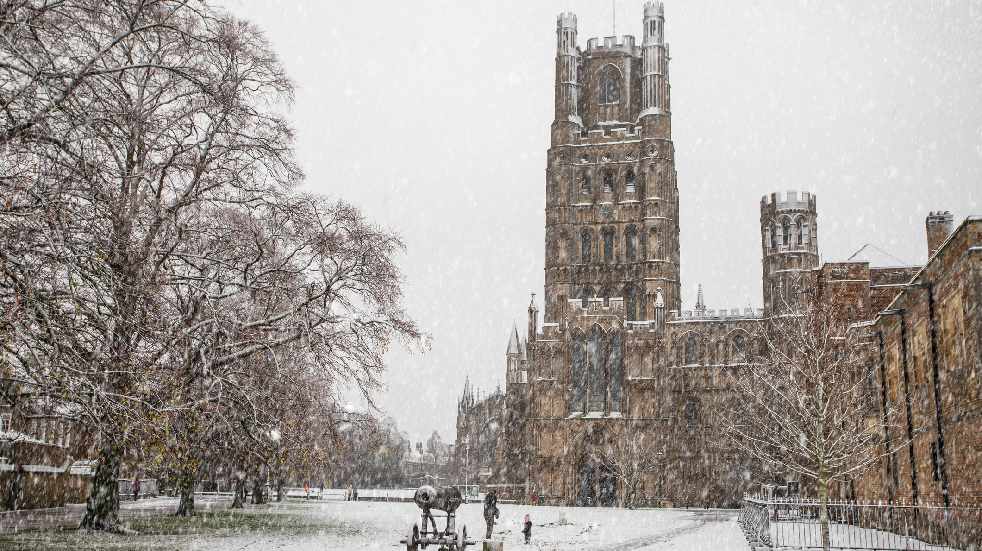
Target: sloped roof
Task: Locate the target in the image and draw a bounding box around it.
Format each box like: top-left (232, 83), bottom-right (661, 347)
top-left (847, 243), bottom-right (913, 268)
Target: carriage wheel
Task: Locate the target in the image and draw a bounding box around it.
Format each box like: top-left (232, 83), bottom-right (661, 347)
top-left (406, 523), bottom-right (420, 551)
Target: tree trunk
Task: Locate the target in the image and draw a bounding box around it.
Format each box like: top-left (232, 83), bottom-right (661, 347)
top-left (175, 470), bottom-right (196, 516)
top-left (251, 477), bottom-right (265, 505)
top-left (231, 477), bottom-right (246, 509)
top-left (818, 476), bottom-right (831, 551)
top-left (80, 444), bottom-right (123, 531)
top-left (276, 479), bottom-right (284, 502)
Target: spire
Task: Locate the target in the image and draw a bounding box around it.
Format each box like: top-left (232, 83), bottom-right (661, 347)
top-left (507, 323), bottom-right (521, 355)
top-left (695, 284), bottom-right (705, 313)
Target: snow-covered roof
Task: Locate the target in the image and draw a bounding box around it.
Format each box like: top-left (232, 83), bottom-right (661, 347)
top-left (846, 243), bottom-right (914, 268)
top-left (0, 430), bottom-right (50, 445)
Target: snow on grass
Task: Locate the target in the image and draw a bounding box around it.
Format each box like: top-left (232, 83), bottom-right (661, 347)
top-left (0, 499), bottom-right (750, 551)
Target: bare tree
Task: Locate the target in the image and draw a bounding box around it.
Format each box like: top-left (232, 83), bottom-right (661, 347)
top-left (1, 1), bottom-right (210, 147)
top-left (724, 295), bottom-right (907, 551)
top-left (590, 431), bottom-right (663, 508)
top-left (2, 1), bottom-right (421, 531)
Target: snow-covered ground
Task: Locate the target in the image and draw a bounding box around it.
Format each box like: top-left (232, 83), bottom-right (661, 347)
top-left (194, 500), bottom-right (750, 551)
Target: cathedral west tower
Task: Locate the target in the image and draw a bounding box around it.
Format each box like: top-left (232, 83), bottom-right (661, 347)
top-left (544, 1), bottom-right (681, 326)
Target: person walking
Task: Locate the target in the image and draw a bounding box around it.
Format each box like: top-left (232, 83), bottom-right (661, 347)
top-left (522, 513), bottom-right (532, 544)
top-left (304, 481), bottom-right (310, 500)
top-left (483, 490), bottom-right (499, 539)
top-left (132, 476), bottom-right (141, 501)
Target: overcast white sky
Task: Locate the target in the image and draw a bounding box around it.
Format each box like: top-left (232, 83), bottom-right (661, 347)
top-left (219, 0), bottom-right (982, 444)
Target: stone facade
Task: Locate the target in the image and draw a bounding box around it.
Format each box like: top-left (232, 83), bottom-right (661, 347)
top-left (462, 1), bottom-right (982, 508)
top-left (860, 217), bottom-right (982, 504)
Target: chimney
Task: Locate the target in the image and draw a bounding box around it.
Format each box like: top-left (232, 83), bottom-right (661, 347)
top-left (925, 211), bottom-right (954, 259)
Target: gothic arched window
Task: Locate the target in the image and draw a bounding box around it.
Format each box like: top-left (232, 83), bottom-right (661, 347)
top-left (580, 286), bottom-right (594, 308)
top-left (602, 170), bottom-right (614, 193)
top-left (599, 285), bottom-right (612, 307)
top-left (625, 169), bottom-right (636, 193)
top-left (581, 230), bottom-right (592, 263)
top-left (684, 397), bottom-right (699, 428)
top-left (649, 228), bottom-right (660, 259)
top-left (570, 334), bottom-right (586, 414)
top-left (795, 218), bottom-right (804, 246)
top-left (802, 222), bottom-right (810, 244)
top-left (624, 284), bottom-right (639, 321)
top-left (770, 223), bottom-right (778, 249)
top-left (782, 218), bottom-right (791, 246)
top-left (581, 173), bottom-right (592, 195)
top-left (602, 227), bottom-right (614, 263)
top-left (685, 333), bottom-right (700, 365)
top-left (608, 331), bottom-right (624, 412)
top-left (587, 326), bottom-right (605, 412)
top-left (625, 226), bottom-right (638, 261)
top-left (599, 65), bottom-right (621, 104)
top-left (731, 333), bottom-right (747, 364)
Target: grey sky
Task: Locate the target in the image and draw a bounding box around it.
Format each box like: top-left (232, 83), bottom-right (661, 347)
top-left (219, 0), bottom-right (982, 443)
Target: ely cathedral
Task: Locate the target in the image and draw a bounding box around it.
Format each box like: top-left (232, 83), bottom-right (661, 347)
top-left (454, 2), bottom-right (982, 508)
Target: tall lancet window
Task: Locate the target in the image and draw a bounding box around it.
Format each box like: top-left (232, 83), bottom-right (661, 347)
top-left (625, 169), bottom-right (636, 193)
top-left (581, 230), bottom-right (592, 263)
top-left (625, 226), bottom-right (638, 261)
top-left (602, 227), bottom-right (614, 263)
top-left (570, 334), bottom-right (586, 414)
top-left (624, 284), bottom-right (639, 321)
top-left (599, 65), bottom-right (621, 104)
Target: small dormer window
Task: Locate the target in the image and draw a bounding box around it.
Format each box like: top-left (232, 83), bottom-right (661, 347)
top-left (599, 65), bottom-right (621, 104)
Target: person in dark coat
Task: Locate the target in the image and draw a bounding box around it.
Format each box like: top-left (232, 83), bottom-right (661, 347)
top-left (483, 490), bottom-right (499, 539)
top-left (522, 513), bottom-right (532, 544)
top-left (133, 476), bottom-right (141, 501)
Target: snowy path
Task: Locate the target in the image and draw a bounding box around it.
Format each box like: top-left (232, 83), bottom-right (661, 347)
top-left (197, 501), bottom-right (750, 551)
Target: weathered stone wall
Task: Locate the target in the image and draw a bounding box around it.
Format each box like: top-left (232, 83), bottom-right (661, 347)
top-left (863, 218), bottom-right (982, 504)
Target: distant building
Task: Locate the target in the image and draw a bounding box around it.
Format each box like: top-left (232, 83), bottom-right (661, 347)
top-left (452, 379), bottom-right (504, 487)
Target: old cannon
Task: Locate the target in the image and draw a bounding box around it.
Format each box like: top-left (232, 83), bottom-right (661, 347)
top-left (401, 485), bottom-right (476, 550)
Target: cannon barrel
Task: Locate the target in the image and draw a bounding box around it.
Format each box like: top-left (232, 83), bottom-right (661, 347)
top-left (413, 485), bottom-right (463, 513)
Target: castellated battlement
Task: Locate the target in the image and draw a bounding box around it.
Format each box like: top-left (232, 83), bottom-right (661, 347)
top-left (585, 35), bottom-right (637, 53)
top-left (557, 12), bottom-right (577, 28)
top-left (761, 190), bottom-right (816, 211)
top-left (669, 308), bottom-right (764, 322)
top-left (644, 1), bottom-right (665, 18)
top-left (567, 296), bottom-right (625, 315)
top-left (926, 210), bottom-right (954, 226)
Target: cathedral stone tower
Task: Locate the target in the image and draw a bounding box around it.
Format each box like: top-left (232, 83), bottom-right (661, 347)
top-left (760, 191), bottom-right (819, 314)
top-left (544, 1), bottom-right (681, 326)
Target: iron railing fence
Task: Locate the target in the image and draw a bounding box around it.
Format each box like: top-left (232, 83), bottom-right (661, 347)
top-left (739, 495), bottom-right (982, 550)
